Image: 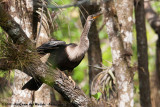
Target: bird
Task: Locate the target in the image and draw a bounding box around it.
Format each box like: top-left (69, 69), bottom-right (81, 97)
top-left (22, 12), bottom-right (102, 91)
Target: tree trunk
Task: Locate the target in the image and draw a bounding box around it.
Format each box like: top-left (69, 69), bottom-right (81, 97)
top-left (6, 0), bottom-right (53, 105)
top-left (102, 1), bottom-right (134, 106)
top-left (144, 1), bottom-right (160, 106)
top-left (115, 0), bottom-right (133, 63)
top-left (8, 0), bottom-right (34, 104)
top-left (79, 3), bottom-right (102, 97)
top-left (11, 70), bottom-right (34, 104)
top-left (135, 0), bottom-right (151, 107)
top-left (0, 2), bottom-right (90, 106)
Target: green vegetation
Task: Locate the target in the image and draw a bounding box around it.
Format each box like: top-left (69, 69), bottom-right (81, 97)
top-left (48, 0), bottom-right (160, 104)
top-left (0, 0), bottom-right (160, 105)
top-left (92, 92), bottom-right (102, 100)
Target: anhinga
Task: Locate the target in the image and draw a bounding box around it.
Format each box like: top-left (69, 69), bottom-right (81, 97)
top-left (22, 12), bottom-right (101, 91)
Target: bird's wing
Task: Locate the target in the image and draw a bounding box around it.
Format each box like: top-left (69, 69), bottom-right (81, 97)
top-left (37, 40), bottom-right (66, 54)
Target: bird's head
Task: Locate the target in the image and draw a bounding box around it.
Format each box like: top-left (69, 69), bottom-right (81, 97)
top-left (87, 12), bottom-right (102, 21)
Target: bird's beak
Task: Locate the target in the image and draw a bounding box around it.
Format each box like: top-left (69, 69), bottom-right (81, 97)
top-left (91, 12), bottom-right (102, 19)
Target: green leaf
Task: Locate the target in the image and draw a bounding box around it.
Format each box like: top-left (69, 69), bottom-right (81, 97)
top-left (92, 92), bottom-right (102, 100)
top-left (0, 70), bottom-right (8, 77)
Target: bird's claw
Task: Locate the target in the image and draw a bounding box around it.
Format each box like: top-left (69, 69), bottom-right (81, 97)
top-left (69, 76), bottom-right (76, 88)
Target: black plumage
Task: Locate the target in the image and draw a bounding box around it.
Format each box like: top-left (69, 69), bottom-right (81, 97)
top-left (22, 41), bottom-right (85, 91)
top-left (22, 78), bottom-right (42, 90)
top-left (38, 41), bottom-right (84, 72)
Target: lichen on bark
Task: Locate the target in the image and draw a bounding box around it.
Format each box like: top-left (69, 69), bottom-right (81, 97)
top-left (102, 1), bottom-right (134, 106)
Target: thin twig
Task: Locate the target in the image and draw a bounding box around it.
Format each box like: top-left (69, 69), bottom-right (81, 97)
top-left (88, 65), bottom-right (109, 70)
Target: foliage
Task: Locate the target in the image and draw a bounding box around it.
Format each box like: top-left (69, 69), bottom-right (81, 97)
top-left (47, 0), bottom-right (158, 101)
top-left (92, 92), bottom-right (102, 100)
top-left (151, 2), bottom-right (160, 14)
top-left (0, 31), bottom-right (40, 71)
top-left (0, 0), bottom-right (159, 105)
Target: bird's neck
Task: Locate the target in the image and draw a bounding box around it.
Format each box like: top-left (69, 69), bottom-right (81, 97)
top-left (66, 20), bottom-right (93, 61)
top-left (78, 20), bottom-right (92, 52)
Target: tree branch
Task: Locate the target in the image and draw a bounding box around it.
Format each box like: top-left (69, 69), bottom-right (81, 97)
top-left (0, 4), bottom-right (32, 46)
top-left (0, 4), bottom-right (88, 107)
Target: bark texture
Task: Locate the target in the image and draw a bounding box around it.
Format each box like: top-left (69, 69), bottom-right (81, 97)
top-left (0, 3), bottom-right (89, 107)
top-left (102, 1), bottom-right (134, 107)
top-left (11, 70), bottom-right (33, 105)
top-left (7, 0), bottom-right (34, 104)
top-left (135, 0), bottom-right (151, 107)
top-left (116, 0), bottom-right (133, 62)
top-left (79, 3), bottom-right (102, 96)
top-left (2, 0), bottom-right (53, 104)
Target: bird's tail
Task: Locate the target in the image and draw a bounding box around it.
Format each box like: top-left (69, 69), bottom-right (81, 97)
top-left (22, 78), bottom-right (42, 91)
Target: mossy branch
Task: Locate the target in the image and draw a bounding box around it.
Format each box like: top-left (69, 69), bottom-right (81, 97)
top-left (0, 4), bottom-right (89, 107)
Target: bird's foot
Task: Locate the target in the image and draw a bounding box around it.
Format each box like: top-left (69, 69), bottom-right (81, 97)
top-left (68, 76), bottom-right (76, 88)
